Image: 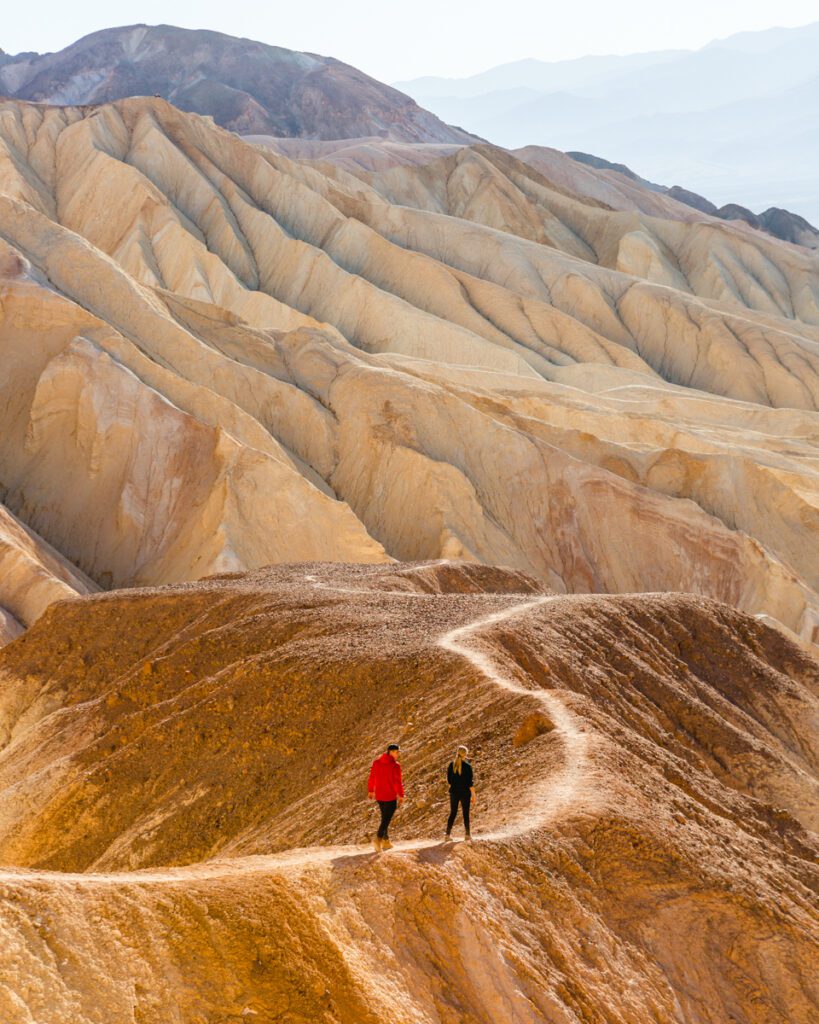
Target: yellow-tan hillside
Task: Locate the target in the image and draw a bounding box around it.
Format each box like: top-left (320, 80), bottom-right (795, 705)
top-left (0, 98), bottom-right (817, 646)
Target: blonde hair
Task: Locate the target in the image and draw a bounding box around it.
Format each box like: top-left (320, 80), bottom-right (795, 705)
top-left (453, 745), bottom-right (469, 775)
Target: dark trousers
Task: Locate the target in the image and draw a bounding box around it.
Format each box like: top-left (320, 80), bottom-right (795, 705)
top-left (377, 799), bottom-right (397, 839)
top-left (447, 792), bottom-right (471, 834)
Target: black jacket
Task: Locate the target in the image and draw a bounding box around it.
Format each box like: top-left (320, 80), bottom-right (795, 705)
top-left (447, 760), bottom-right (473, 796)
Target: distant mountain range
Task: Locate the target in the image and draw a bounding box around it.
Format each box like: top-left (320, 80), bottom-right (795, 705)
top-left (0, 24), bottom-right (476, 143)
top-left (1, 22), bottom-right (815, 234)
top-left (395, 22), bottom-right (819, 224)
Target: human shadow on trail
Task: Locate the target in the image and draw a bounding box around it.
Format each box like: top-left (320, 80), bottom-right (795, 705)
top-left (415, 841), bottom-right (459, 866)
top-left (327, 840), bottom-right (459, 871)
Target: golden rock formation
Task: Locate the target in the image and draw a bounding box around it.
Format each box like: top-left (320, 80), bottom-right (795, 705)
top-left (0, 503), bottom-right (96, 641)
top-left (0, 97), bottom-right (818, 650)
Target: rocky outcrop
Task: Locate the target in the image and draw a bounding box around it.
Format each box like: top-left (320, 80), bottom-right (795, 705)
top-left (717, 202), bottom-right (761, 227)
top-left (0, 24), bottom-right (476, 143)
top-left (0, 562), bottom-right (815, 1021)
top-left (0, 251), bottom-right (389, 593)
top-left (670, 197), bottom-right (819, 250)
top-left (665, 184), bottom-right (719, 215)
top-left (566, 149), bottom-right (661, 186)
top-left (759, 206), bottom-right (819, 249)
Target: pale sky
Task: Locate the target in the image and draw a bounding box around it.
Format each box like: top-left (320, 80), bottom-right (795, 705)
top-left (3, 0), bottom-right (817, 83)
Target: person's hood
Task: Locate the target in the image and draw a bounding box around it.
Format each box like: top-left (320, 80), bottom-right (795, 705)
top-left (378, 752), bottom-right (394, 763)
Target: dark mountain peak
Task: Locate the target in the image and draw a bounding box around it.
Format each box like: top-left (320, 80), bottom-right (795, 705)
top-left (569, 149), bottom-right (818, 250)
top-left (567, 150), bottom-right (642, 181)
top-left (0, 24), bottom-right (476, 144)
top-left (672, 197), bottom-right (818, 251)
top-left (717, 203), bottom-right (761, 227)
top-left (567, 150), bottom-right (666, 192)
top-left (758, 207), bottom-right (819, 249)
top-left (665, 186), bottom-right (718, 216)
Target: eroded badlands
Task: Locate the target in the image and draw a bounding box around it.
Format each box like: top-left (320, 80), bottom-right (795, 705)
top-left (0, 97), bottom-right (818, 648)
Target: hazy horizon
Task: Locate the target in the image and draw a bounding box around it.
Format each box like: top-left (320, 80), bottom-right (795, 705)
top-left (3, 1), bottom-right (818, 83)
top-left (4, 6), bottom-right (817, 221)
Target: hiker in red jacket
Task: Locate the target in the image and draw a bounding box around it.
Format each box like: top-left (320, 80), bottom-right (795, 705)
top-left (367, 743), bottom-right (405, 852)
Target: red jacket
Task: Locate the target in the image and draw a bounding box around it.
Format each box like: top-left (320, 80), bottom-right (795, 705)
top-left (368, 752), bottom-right (405, 801)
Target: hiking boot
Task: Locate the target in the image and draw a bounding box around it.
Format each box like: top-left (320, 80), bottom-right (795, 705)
top-left (381, 838), bottom-right (394, 850)
top-left (372, 835), bottom-right (383, 853)
top-left (443, 833), bottom-right (452, 842)
top-left (464, 833), bottom-right (473, 842)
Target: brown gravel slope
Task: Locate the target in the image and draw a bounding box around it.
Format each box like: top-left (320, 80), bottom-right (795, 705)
top-left (0, 560), bottom-right (816, 1023)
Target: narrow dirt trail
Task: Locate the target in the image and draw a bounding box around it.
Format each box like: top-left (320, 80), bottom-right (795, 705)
top-left (439, 594), bottom-right (590, 838)
top-left (0, 584), bottom-right (591, 887)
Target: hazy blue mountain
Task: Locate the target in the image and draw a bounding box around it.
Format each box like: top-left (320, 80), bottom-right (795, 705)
top-left (394, 49), bottom-right (684, 100)
top-left (396, 22), bottom-right (819, 222)
top-left (703, 21), bottom-right (819, 53)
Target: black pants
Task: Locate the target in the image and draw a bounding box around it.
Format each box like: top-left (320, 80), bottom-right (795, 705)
top-left (447, 792), bottom-right (471, 834)
top-left (377, 799), bottom-right (397, 839)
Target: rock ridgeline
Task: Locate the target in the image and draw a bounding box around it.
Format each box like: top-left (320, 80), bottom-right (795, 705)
top-left (569, 151), bottom-right (819, 249)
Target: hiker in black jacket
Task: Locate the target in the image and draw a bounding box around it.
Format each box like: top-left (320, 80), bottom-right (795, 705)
top-left (444, 745), bottom-right (474, 841)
